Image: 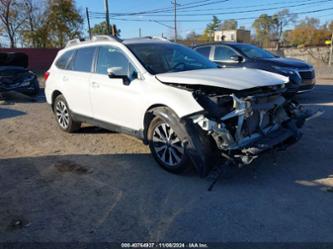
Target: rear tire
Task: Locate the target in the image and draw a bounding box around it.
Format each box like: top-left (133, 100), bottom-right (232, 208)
top-left (53, 95), bottom-right (81, 133)
top-left (148, 116), bottom-right (190, 174)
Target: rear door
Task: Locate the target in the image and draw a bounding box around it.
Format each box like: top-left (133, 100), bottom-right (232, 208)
top-left (62, 46), bottom-right (96, 117)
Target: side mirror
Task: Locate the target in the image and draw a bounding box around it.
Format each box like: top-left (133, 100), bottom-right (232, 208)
top-left (230, 55), bottom-right (244, 63)
top-left (107, 67), bottom-right (130, 85)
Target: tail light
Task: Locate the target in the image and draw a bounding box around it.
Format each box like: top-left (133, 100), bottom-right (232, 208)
top-left (44, 71), bottom-right (50, 81)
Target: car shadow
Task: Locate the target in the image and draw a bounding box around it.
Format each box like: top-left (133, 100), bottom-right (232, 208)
top-left (295, 84), bottom-right (333, 105)
top-left (0, 152), bottom-right (332, 242)
top-left (76, 126), bottom-right (115, 134)
top-left (0, 107), bottom-right (26, 120)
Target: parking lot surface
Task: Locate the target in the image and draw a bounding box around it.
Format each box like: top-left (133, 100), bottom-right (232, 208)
top-left (0, 81), bottom-right (333, 242)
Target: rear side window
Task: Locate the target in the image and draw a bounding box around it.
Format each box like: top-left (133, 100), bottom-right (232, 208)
top-left (195, 46), bottom-right (211, 58)
top-left (72, 47), bottom-right (96, 73)
top-left (56, 50), bottom-right (75, 69)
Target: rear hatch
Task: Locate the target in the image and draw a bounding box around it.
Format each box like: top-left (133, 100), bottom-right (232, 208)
top-left (0, 52), bottom-right (28, 68)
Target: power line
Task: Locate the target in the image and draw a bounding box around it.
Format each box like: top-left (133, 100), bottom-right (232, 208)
top-left (90, 0), bottom-right (229, 16)
top-left (91, 0), bottom-right (219, 17)
top-left (89, 6), bottom-right (333, 23)
top-left (89, 0), bottom-right (323, 17)
top-left (162, 0), bottom-right (319, 13)
top-left (106, 0), bottom-right (333, 17)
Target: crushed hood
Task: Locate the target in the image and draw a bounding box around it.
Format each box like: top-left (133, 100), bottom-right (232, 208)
top-left (156, 68), bottom-right (289, 90)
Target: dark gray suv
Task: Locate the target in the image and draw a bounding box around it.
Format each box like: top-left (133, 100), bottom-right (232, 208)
top-left (194, 42), bottom-right (316, 93)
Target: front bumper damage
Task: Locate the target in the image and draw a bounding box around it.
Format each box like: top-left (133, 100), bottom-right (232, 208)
top-left (178, 85), bottom-right (321, 176)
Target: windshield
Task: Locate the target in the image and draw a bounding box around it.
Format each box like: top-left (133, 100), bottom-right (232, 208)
top-left (233, 44), bottom-right (277, 59)
top-left (126, 43), bottom-right (218, 74)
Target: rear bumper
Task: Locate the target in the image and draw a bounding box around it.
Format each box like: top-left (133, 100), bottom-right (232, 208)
top-left (0, 79), bottom-right (38, 94)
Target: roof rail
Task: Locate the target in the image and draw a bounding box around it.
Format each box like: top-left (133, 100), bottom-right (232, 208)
top-left (152, 36), bottom-right (170, 42)
top-left (66, 38), bottom-right (81, 48)
top-left (92, 35), bottom-right (123, 43)
top-left (124, 36), bottom-right (170, 42)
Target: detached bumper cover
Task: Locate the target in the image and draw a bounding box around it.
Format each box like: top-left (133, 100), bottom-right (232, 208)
top-left (240, 124), bottom-right (300, 156)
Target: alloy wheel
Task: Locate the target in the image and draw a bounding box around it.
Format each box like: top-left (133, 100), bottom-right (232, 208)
top-left (152, 122), bottom-right (184, 166)
top-left (55, 100), bottom-right (70, 129)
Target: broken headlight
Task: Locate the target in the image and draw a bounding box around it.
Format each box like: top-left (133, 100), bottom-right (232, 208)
top-left (193, 91), bottom-right (234, 120)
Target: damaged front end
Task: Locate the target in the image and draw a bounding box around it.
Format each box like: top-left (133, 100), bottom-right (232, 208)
top-left (174, 83), bottom-right (317, 175)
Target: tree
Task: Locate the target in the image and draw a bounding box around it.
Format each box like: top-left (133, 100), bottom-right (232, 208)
top-left (252, 14), bottom-right (278, 47)
top-left (297, 17), bottom-right (320, 29)
top-left (183, 30), bottom-right (202, 45)
top-left (285, 17), bottom-right (331, 47)
top-left (91, 21), bottom-right (121, 37)
top-left (273, 9), bottom-right (297, 44)
top-left (20, 0), bottom-right (47, 47)
top-left (328, 20), bottom-right (333, 32)
top-left (220, 19), bottom-right (237, 30)
top-left (203, 16), bottom-right (221, 41)
top-left (46, 0), bottom-right (83, 47)
top-left (0, 0), bottom-right (27, 48)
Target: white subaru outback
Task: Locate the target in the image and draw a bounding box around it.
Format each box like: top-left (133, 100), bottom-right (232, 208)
top-left (45, 36), bottom-right (312, 177)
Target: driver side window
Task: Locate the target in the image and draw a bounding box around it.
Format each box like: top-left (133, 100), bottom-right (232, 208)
top-left (96, 46), bottom-right (137, 79)
top-left (214, 46), bottom-right (238, 61)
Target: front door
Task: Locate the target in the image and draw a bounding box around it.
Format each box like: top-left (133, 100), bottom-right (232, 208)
top-left (90, 46), bottom-right (143, 130)
top-left (212, 45), bottom-right (243, 68)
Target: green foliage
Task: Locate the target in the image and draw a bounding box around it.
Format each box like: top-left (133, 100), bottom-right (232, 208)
top-left (91, 21), bottom-right (121, 37)
top-left (45, 0), bottom-right (83, 47)
top-left (2, 0), bottom-right (83, 48)
top-left (285, 17), bottom-right (332, 47)
top-left (252, 14), bottom-right (278, 47)
top-left (203, 16), bottom-right (221, 41)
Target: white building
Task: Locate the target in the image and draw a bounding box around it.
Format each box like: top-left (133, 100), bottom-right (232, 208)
top-left (214, 29), bottom-right (251, 43)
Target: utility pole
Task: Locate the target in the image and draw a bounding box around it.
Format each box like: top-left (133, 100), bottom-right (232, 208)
top-left (171, 0), bottom-right (179, 42)
top-left (86, 8), bottom-right (92, 39)
top-left (104, 0), bottom-right (111, 35)
top-left (139, 28), bottom-right (142, 38)
top-left (329, 32), bottom-right (333, 66)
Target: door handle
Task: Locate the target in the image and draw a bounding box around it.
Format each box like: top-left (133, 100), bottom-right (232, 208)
top-left (91, 82), bottom-right (100, 88)
top-left (63, 76), bottom-right (69, 82)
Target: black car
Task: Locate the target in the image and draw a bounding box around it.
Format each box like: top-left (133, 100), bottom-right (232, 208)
top-left (0, 52), bottom-right (40, 96)
top-left (193, 42), bottom-right (315, 92)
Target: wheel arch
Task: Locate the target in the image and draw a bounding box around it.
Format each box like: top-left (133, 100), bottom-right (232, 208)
top-left (143, 104), bottom-right (179, 145)
top-left (51, 90), bottom-right (63, 109)
top-left (143, 103), bottom-right (219, 177)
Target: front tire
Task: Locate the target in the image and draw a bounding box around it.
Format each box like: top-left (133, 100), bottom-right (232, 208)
top-left (148, 116), bottom-right (190, 174)
top-left (53, 95), bottom-right (81, 133)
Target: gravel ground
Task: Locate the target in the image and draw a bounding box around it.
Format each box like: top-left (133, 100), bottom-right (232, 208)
top-left (0, 80), bottom-right (333, 242)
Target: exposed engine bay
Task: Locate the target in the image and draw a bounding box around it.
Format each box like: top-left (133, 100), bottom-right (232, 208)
top-left (164, 82), bottom-right (319, 174)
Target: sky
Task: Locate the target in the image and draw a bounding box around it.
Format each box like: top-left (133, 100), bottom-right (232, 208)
top-left (76, 0), bottom-right (333, 39)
